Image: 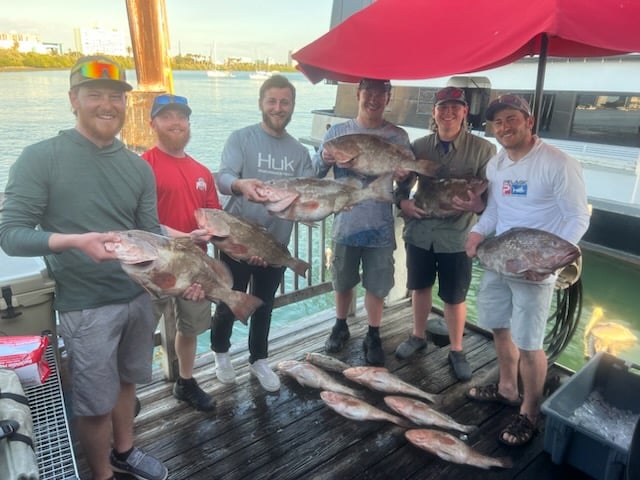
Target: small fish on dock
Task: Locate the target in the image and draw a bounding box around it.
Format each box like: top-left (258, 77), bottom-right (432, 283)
top-left (304, 352), bottom-right (351, 373)
top-left (384, 396), bottom-right (478, 434)
top-left (323, 133), bottom-right (440, 178)
top-left (405, 429), bottom-right (512, 469)
top-left (277, 360), bottom-right (361, 397)
top-left (320, 391), bottom-right (412, 428)
top-left (343, 366), bottom-right (440, 404)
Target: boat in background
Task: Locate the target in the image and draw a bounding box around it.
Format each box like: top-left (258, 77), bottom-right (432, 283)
top-left (206, 41), bottom-right (234, 78)
top-left (301, 55), bottom-right (640, 258)
top-left (249, 70), bottom-right (272, 80)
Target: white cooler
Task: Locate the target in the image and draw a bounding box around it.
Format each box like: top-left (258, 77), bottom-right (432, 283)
top-left (0, 247), bottom-right (56, 337)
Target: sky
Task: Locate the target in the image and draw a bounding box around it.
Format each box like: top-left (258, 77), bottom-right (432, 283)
top-left (2, 0), bottom-right (334, 63)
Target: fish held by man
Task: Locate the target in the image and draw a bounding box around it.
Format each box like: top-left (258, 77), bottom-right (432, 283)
top-left (104, 230), bottom-right (262, 324)
top-left (343, 366), bottom-right (440, 404)
top-left (323, 133), bottom-right (441, 178)
top-left (304, 352), bottom-right (351, 373)
top-left (277, 360), bottom-right (362, 397)
top-left (405, 429), bottom-right (512, 469)
top-left (476, 227), bottom-right (581, 278)
top-left (412, 177), bottom-right (488, 218)
top-left (383, 396), bottom-right (477, 434)
top-left (254, 175), bottom-right (393, 223)
top-left (320, 391), bottom-right (412, 427)
top-left (195, 208), bottom-right (311, 277)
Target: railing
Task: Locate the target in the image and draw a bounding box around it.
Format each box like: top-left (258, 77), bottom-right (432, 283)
top-left (156, 218), bottom-right (335, 380)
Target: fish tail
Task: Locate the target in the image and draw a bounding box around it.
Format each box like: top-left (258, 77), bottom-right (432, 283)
top-left (226, 291), bottom-right (263, 325)
top-left (461, 424), bottom-right (480, 434)
top-left (289, 258), bottom-right (311, 278)
top-left (362, 174), bottom-right (393, 203)
top-left (415, 159), bottom-right (441, 177)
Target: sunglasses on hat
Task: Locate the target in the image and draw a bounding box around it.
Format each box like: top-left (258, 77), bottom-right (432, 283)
top-left (71, 60), bottom-right (125, 82)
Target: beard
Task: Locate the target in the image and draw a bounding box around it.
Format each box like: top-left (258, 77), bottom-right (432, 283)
top-left (262, 111), bottom-right (292, 135)
top-left (156, 128), bottom-right (191, 152)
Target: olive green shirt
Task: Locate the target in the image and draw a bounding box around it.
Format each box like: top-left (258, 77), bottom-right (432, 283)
top-left (395, 129), bottom-right (496, 253)
top-left (0, 129), bottom-right (161, 311)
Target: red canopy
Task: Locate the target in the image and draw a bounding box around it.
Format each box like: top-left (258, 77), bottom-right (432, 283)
top-left (293, 0), bottom-right (640, 84)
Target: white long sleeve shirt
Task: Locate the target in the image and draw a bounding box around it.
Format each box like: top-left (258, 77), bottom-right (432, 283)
top-left (471, 137), bottom-right (590, 245)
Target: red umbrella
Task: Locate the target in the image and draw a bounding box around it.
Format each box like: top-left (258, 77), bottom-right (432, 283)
top-left (292, 0), bottom-right (640, 131)
top-left (293, 0), bottom-right (640, 84)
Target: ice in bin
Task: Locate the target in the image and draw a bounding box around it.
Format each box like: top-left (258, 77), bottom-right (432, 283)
top-left (541, 352), bottom-right (640, 480)
top-left (0, 246), bottom-right (56, 337)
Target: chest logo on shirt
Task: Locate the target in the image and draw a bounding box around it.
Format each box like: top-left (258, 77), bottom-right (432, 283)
top-left (195, 177), bottom-right (207, 191)
top-left (502, 180), bottom-right (527, 196)
top-left (258, 153), bottom-right (294, 173)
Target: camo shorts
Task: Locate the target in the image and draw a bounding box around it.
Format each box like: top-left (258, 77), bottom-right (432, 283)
top-left (477, 270), bottom-right (555, 350)
top-left (58, 293), bottom-right (156, 416)
top-left (152, 297), bottom-right (212, 336)
top-left (331, 243), bottom-right (395, 298)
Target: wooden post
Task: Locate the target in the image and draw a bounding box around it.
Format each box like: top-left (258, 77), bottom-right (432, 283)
top-left (156, 300), bottom-right (179, 381)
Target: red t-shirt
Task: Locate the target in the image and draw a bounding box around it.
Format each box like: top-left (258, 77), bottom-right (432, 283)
top-left (142, 146), bottom-right (221, 239)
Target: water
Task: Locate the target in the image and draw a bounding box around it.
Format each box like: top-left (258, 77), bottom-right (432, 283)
top-left (2, 69), bottom-right (639, 372)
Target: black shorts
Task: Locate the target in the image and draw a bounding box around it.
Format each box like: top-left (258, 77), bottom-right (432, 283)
top-left (405, 242), bottom-right (472, 304)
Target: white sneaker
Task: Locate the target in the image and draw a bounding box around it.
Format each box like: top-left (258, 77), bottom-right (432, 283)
top-left (249, 359), bottom-right (280, 392)
top-left (214, 352), bottom-right (236, 384)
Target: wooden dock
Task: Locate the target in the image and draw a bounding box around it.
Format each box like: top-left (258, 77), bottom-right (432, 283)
top-left (72, 298), bottom-right (593, 480)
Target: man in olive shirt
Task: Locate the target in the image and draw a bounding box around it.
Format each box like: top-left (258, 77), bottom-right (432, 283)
top-left (394, 87), bottom-right (496, 381)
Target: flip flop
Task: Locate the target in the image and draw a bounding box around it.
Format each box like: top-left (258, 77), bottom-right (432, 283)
top-left (499, 413), bottom-right (538, 447)
top-left (466, 383), bottom-right (522, 407)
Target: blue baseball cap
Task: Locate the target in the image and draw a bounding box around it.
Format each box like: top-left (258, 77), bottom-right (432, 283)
top-left (150, 94), bottom-right (192, 119)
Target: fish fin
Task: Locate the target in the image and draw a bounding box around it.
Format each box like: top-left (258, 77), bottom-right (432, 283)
top-left (203, 255), bottom-right (233, 288)
top-left (414, 158), bottom-right (443, 177)
top-left (289, 258), bottom-right (311, 278)
top-left (364, 174), bottom-right (393, 203)
top-left (216, 292), bottom-right (263, 325)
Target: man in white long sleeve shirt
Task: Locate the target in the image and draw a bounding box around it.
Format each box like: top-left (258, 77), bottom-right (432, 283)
top-left (465, 94), bottom-right (590, 448)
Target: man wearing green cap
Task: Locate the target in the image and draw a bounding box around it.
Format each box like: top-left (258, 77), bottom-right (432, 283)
top-left (0, 55), bottom-right (175, 480)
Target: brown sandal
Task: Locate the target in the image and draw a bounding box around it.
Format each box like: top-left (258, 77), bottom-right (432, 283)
top-left (499, 414), bottom-right (538, 447)
top-left (466, 383), bottom-right (522, 407)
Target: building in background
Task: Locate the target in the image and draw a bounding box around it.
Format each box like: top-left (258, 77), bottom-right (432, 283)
top-left (73, 26), bottom-right (129, 56)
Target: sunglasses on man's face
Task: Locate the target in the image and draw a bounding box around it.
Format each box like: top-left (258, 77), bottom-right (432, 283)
top-left (72, 61), bottom-right (125, 81)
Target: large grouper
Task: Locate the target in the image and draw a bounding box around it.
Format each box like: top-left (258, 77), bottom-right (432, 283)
top-left (105, 230), bottom-right (262, 324)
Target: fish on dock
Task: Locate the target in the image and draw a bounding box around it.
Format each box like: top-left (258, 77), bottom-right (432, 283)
top-left (277, 360), bottom-right (361, 397)
top-left (383, 396), bottom-right (477, 434)
top-left (304, 352), bottom-right (351, 373)
top-left (405, 429), bottom-right (512, 469)
top-left (412, 177), bottom-right (488, 218)
top-left (195, 208), bottom-right (311, 277)
top-left (254, 175), bottom-right (393, 223)
top-left (343, 366), bottom-right (439, 404)
top-left (320, 391), bottom-right (412, 427)
top-left (104, 230), bottom-right (262, 324)
top-left (322, 133), bottom-right (441, 178)
top-left (476, 227), bottom-right (581, 279)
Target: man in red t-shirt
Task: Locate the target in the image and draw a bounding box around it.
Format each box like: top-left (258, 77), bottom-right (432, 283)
top-left (142, 94), bottom-right (221, 411)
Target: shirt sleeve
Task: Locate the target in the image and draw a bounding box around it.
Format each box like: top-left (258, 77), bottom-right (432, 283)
top-left (553, 157), bottom-right (591, 244)
top-left (217, 130), bottom-right (244, 195)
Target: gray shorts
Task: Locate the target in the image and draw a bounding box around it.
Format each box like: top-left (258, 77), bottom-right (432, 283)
top-left (331, 243), bottom-right (395, 298)
top-left (477, 270), bottom-right (556, 350)
top-left (58, 293), bottom-right (157, 416)
top-left (152, 297), bottom-right (212, 336)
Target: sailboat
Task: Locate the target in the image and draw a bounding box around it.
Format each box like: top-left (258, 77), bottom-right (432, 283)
top-left (249, 58), bottom-right (273, 80)
top-left (207, 42), bottom-right (233, 78)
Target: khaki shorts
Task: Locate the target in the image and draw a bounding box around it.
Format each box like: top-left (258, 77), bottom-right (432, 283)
top-left (331, 243), bottom-right (395, 298)
top-left (477, 270), bottom-right (555, 351)
top-left (58, 293), bottom-right (157, 416)
top-left (152, 297), bottom-right (212, 336)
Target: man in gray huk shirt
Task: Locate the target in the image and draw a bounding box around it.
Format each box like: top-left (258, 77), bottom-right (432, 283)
top-left (211, 75), bottom-right (313, 392)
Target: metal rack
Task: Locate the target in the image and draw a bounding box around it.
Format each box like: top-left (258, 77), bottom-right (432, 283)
top-left (23, 344), bottom-right (79, 480)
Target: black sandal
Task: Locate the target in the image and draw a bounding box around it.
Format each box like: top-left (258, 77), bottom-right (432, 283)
top-left (466, 383), bottom-right (522, 407)
top-left (499, 413), bottom-right (538, 447)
